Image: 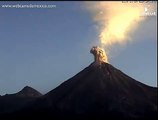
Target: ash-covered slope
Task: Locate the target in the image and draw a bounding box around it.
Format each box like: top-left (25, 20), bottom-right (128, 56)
top-left (20, 62), bottom-right (157, 119)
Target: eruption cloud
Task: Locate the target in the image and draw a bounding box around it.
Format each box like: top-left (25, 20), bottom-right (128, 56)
top-left (86, 2), bottom-right (156, 62)
top-left (90, 46), bottom-right (108, 64)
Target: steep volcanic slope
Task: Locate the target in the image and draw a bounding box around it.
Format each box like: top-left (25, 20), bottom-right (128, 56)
top-left (17, 62), bottom-right (157, 119)
top-left (1, 46), bottom-right (157, 119)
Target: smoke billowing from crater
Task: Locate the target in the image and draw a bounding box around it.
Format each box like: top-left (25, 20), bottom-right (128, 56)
top-left (86, 1), bottom-right (156, 62)
top-left (90, 46), bottom-right (108, 64)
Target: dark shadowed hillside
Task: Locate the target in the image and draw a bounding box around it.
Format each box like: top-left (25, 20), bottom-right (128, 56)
top-left (6, 62), bottom-right (156, 120)
top-left (0, 45), bottom-right (157, 120)
top-left (0, 86), bottom-right (42, 115)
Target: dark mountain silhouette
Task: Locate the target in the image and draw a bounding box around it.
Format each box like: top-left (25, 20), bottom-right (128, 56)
top-left (5, 62), bottom-right (156, 120)
top-left (15, 86), bottom-right (42, 97)
top-left (0, 50), bottom-right (157, 119)
top-left (0, 86), bottom-right (42, 115)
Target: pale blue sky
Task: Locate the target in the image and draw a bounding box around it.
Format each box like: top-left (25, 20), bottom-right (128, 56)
top-left (0, 1), bottom-right (157, 95)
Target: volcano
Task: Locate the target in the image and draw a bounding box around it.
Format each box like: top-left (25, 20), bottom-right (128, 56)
top-left (10, 62), bottom-right (156, 120)
top-left (0, 47), bottom-right (157, 119)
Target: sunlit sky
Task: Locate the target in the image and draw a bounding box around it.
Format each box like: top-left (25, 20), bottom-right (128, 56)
top-left (0, 1), bottom-right (157, 95)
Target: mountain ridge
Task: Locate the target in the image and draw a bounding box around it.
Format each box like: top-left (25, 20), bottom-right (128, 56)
top-left (0, 62), bottom-right (157, 119)
top-left (15, 86), bottom-right (42, 97)
top-left (17, 62), bottom-right (157, 119)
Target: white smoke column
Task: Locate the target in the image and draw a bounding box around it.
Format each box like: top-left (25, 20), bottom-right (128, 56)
top-left (86, 1), bottom-right (156, 61)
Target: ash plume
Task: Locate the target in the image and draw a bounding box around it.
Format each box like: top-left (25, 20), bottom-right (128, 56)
top-left (90, 46), bottom-right (108, 64)
top-left (85, 1), bottom-right (156, 61)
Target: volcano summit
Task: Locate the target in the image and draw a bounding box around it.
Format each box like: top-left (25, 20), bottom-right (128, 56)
top-left (0, 47), bottom-right (157, 119)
